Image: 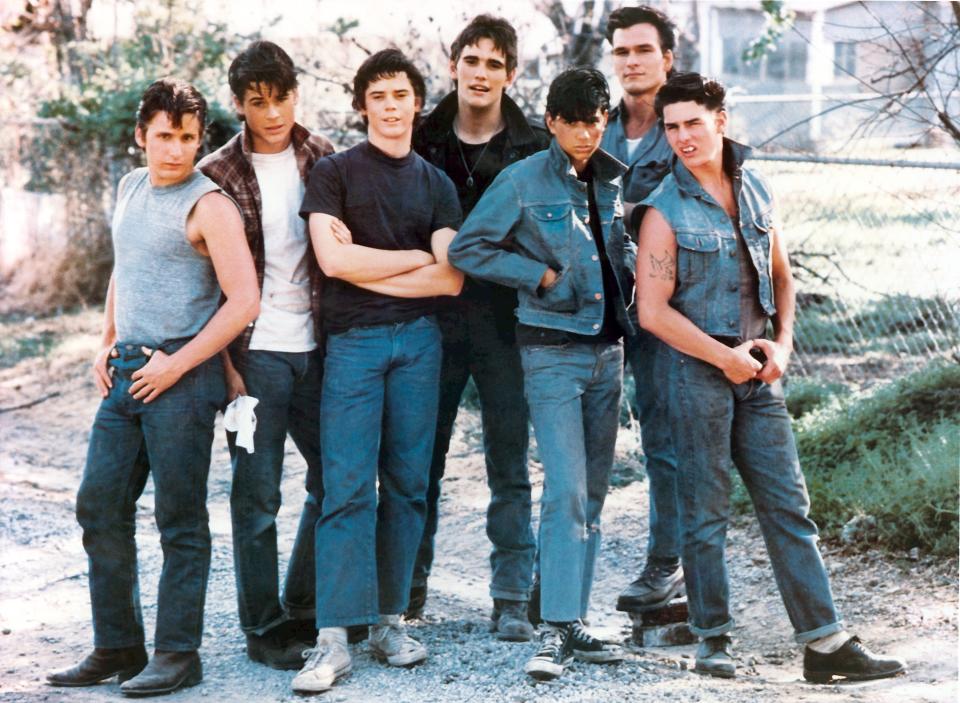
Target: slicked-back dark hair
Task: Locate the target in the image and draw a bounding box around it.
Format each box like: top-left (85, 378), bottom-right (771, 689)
top-left (605, 4), bottom-right (677, 54)
top-left (352, 49), bottom-right (426, 121)
top-left (450, 14), bottom-right (519, 74)
top-left (228, 40), bottom-right (298, 102)
top-left (136, 78), bottom-right (207, 136)
top-left (545, 67), bottom-right (610, 124)
top-left (654, 72), bottom-right (726, 120)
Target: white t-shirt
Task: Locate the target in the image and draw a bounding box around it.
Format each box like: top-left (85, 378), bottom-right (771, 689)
top-left (625, 136), bottom-right (643, 163)
top-left (248, 145), bottom-right (315, 352)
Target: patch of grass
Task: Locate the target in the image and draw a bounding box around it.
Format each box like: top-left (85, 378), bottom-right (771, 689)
top-left (0, 327), bottom-right (60, 369)
top-left (784, 375), bottom-right (849, 418)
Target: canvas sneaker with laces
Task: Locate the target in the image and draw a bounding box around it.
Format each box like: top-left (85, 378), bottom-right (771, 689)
top-left (570, 620), bottom-right (624, 663)
top-left (369, 615), bottom-right (427, 667)
top-left (290, 631), bottom-right (352, 693)
top-left (524, 622), bottom-right (574, 681)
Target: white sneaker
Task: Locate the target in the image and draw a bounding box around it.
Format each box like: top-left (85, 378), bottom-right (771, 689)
top-left (369, 615), bottom-right (427, 667)
top-left (290, 632), bottom-right (352, 693)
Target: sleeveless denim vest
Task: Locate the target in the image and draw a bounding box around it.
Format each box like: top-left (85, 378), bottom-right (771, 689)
top-left (642, 140), bottom-right (777, 337)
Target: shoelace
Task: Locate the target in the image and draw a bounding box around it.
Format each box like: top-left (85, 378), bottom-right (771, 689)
top-left (301, 643), bottom-right (329, 664)
top-left (570, 621), bottom-right (601, 647)
top-left (377, 624), bottom-right (415, 652)
top-left (641, 562), bottom-right (680, 582)
top-left (536, 627), bottom-right (567, 656)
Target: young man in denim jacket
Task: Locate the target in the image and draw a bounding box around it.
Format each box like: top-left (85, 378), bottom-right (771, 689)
top-left (636, 72), bottom-right (906, 683)
top-left (411, 14), bottom-right (549, 639)
top-left (198, 41), bottom-right (335, 670)
top-left (449, 68), bottom-right (633, 681)
top-left (599, 3), bottom-right (686, 615)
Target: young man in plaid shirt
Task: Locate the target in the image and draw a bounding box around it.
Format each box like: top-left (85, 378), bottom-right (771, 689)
top-left (198, 40), bottom-right (334, 670)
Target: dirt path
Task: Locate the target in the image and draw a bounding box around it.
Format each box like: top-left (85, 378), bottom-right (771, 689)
top-left (1, 311), bottom-right (956, 702)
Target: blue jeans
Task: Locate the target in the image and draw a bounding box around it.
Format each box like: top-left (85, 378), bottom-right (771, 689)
top-left (413, 301), bottom-right (534, 601)
top-left (659, 347), bottom-right (844, 643)
top-left (625, 329), bottom-right (681, 565)
top-left (76, 341), bottom-right (223, 651)
top-left (227, 349), bottom-right (324, 635)
top-left (521, 341), bottom-right (623, 622)
top-left (315, 316), bottom-right (441, 627)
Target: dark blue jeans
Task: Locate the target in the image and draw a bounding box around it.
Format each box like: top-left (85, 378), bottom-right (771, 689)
top-left (412, 303), bottom-right (534, 602)
top-left (76, 341), bottom-right (223, 651)
top-left (521, 341), bottom-right (623, 622)
top-left (659, 347), bottom-right (844, 643)
top-left (227, 348), bottom-right (324, 635)
top-left (315, 316), bottom-right (441, 627)
top-left (624, 329), bottom-right (681, 565)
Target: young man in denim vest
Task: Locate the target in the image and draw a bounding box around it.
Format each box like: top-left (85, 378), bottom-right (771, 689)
top-left (292, 49), bottom-right (463, 693)
top-left (449, 68), bottom-right (633, 681)
top-left (411, 14), bottom-right (549, 639)
top-left (47, 79), bottom-right (259, 696)
top-left (636, 72), bottom-right (906, 683)
top-left (198, 41), bottom-right (335, 670)
top-left (599, 4), bottom-right (685, 613)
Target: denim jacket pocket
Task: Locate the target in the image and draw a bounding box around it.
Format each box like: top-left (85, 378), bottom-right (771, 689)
top-left (675, 230), bottom-right (720, 284)
top-left (531, 265), bottom-right (578, 312)
top-left (528, 204), bottom-right (573, 266)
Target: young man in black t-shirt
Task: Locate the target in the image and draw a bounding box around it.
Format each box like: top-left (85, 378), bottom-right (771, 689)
top-left (292, 49), bottom-right (463, 694)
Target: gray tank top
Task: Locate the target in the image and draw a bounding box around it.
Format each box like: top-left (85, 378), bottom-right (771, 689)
top-left (733, 219), bottom-right (768, 341)
top-left (112, 168), bottom-right (222, 347)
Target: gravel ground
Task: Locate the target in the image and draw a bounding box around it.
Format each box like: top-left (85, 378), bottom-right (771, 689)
top-left (1, 309), bottom-right (956, 702)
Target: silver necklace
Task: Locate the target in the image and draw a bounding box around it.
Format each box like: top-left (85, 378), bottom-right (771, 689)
top-left (453, 127), bottom-right (493, 189)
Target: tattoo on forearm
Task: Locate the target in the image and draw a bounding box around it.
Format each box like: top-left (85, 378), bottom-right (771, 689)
top-left (649, 250), bottom-right (676, 280)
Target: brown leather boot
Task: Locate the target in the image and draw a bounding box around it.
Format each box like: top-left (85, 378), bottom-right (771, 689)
top-left (119, 650), bottom-right (202, 697)
top-left (46, 646), bottom-right (148, 687)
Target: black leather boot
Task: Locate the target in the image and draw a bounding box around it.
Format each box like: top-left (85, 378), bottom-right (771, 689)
top-left (803, 636), bottom-right (906, 683)
top-left (47, 646), bottom-right (148, 687)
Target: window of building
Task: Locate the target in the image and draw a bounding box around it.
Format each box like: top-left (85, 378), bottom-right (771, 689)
top-left (834, 41), bottom-right (857, 77)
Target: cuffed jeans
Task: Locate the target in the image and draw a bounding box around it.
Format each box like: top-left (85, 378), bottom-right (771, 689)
top-left (227, 348), bottom-right (324, 635)
top-left (625, 329), bottom-right (681, 565)
top-left (413, 303), bottom-right (534, 602)
top-left (315, 316), bottom-right (441, 627)
top-left (659, 347), bottom-right (844, 643)
top-left (521, 341), bottom-right (623, 622)
top-left (76, 341), bottom-right (223, 651)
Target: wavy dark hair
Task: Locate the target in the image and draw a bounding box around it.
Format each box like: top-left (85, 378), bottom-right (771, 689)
top-left (604, 4), bottom-right (677, 53)
top-left (450, 14), bottom-right (518, 74)
top-left (545, 67), bottom-right (610, 124)
top-left (136, 78), bottom-right (207, 136)
top-left (228, 40), bottom-right (298, 101)
top-left (654, 72), bottom-right (726, 120)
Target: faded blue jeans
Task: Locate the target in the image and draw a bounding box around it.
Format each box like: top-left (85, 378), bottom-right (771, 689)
top-left (521, 341), bottom-right (623, 622)
top-left (315, 316), bottom-right (441, 627)
top-left (624, 328), bottom-right (681, 566)
top-left (659, 347), bottom-right (844, 643)
top-left (227, 348), bottom-right (324, 635)
top-left (413, 300), bottom-right (534, 602)
top-left (76, 341), bottom-right (223, 651)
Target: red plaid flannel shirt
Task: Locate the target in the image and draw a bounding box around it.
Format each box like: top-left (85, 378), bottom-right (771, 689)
top-left (198, 123), bottom-right (334, 366)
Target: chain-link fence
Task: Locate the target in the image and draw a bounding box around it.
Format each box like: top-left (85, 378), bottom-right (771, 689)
top-left (747, 153), bottom-right (960, 386)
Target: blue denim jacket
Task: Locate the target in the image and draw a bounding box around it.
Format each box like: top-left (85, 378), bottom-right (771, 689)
top-left (449, 139), bottom-right (637, 337)
top-left (600, 101), bottom-right (674, 205)
top-left (642, 139), bottom-right (777, 337)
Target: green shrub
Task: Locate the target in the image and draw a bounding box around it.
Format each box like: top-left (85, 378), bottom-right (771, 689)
top-left (734, 361), bottom-right (960, 555)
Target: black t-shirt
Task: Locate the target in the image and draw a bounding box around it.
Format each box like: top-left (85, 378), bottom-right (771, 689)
top-left (516, 165), bottom-right (623, 346)
top-left (300, 141), bottom-right (462, 333)
top-left (442, 131), bottom-right (509, 217)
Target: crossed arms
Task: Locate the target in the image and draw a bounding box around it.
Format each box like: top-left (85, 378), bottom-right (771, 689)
top-left (308, 213), bottom-right (463, 298)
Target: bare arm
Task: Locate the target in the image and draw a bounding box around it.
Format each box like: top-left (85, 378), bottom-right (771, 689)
top-left (130, 192), bottom-right (260, 403)
top-left (221, 349), bottom-right (247, 402)
top-left (92, 274), bottom-right (118, 397)
top-left (353, 227), bottom-right (465, 298)
top-left (753, 217), bottom-right (794, 383)
top-left (309, 213), bottom-right (434, 283)
top-left (636, 207), bottom-right (761, 384)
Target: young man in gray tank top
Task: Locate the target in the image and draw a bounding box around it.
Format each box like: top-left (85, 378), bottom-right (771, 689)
top-left (47, 79), bottom-right (259, 697)
top-left (198, 40), bottom-right (337, 671)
